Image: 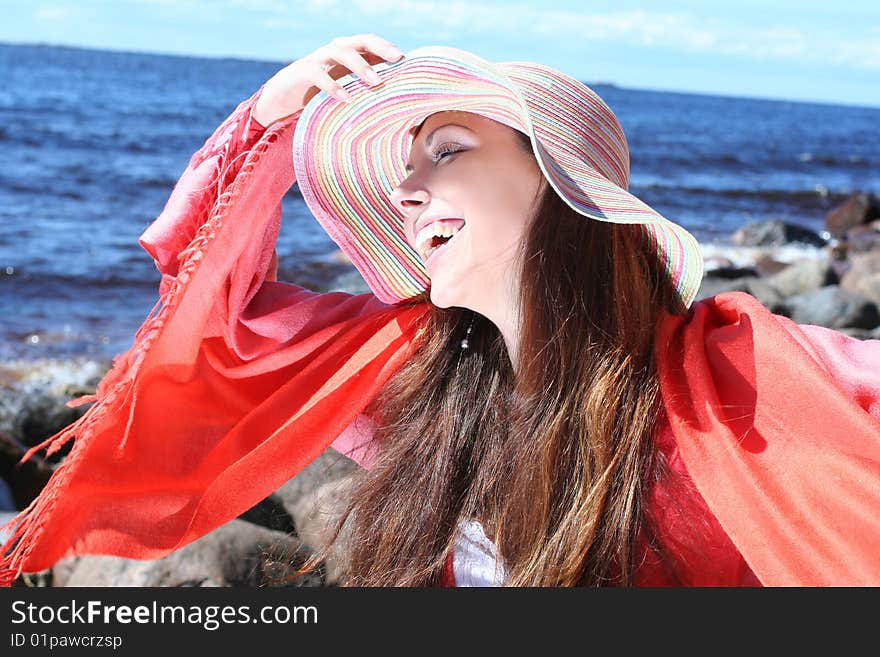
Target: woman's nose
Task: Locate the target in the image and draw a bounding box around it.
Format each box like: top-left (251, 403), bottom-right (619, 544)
top-left (390, 182), bottom-right (430, 216)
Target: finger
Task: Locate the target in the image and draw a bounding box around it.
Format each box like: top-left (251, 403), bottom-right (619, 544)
top-left (329, 48), bottom-right (383, 87)
top-left (311, 69), bottom-right (352, 102)
top-left (338, 33), bottom-right (403, 61)
top-left (362, 52), bottom-right (395, 66)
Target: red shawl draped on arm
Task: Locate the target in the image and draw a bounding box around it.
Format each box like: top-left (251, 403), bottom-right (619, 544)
top-left (656, 292), bottom-right (880, 586)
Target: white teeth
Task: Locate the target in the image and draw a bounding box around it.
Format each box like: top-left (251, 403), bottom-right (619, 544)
top-left (415, 221), bottom-right (464, 260)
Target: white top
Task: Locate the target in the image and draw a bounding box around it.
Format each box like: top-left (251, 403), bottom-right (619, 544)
top-left (452, 519), bottom-right (507, 586)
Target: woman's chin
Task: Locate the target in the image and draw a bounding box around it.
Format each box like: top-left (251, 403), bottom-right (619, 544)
top-left (428, 287), bottom-right (453, 309)
top-left (428, 281), bottom-right (464, 309)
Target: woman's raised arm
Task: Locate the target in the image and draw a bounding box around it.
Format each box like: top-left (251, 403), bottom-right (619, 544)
top-left (137, 34), bottom-right (405, 360)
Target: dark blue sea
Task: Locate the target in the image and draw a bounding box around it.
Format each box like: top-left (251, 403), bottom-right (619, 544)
top-left (2, 43), bottom-right (878, 361)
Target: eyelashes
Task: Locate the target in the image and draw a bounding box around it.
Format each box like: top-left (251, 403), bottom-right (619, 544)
top-left (431, 142), bottom-right (462, 163)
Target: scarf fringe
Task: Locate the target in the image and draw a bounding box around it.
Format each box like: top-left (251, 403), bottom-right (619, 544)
top-left (0, 105), bottom-right (283, 586)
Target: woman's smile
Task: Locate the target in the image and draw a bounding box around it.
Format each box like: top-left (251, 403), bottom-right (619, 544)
top-left (424, 223), bottom-right (467, 270)
top-left (390, 110), bottom-right (544, 323)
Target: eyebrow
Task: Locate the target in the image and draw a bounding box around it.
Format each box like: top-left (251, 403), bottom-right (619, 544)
top-left (404, 123), bottom-right (473, 173)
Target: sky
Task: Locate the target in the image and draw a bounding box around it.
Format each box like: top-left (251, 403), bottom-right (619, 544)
top-left (3, 0), bottom-right (879, 108)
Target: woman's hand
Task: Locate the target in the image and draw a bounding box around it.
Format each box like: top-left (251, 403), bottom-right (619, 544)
top-left (253, 34), bottom-right (404, 127)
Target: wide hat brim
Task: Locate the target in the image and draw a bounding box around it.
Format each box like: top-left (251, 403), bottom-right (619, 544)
top-left (292, 46), bottom-right (703, 310)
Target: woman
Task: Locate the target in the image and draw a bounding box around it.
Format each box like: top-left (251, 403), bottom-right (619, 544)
top-left (2, 35), bottom-right (880, 587)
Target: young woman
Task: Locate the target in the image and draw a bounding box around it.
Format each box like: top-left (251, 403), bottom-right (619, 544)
top-left (2, 34), bottom-right (879, 587)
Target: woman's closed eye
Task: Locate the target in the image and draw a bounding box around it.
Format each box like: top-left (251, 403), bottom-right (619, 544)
top-left (431, 142), bottom-right (462, 163)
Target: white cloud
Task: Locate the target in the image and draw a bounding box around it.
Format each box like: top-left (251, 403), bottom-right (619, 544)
top-left (134, 0), bottom-right (289, 8)
top-left (52, 0), bottom-right (876, 71)
top-left (227, 0), bottom-right (290, 10)
top-left (304, 0), bottom-right (338, 9)
top-left (345, 0), bottom-right (520, 31)
top-left (336, 2), bottom-right (880, 71)
top-left (34, 4), bottom-right (79, 21)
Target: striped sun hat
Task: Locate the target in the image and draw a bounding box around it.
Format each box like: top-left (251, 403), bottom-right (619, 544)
top-left (292, 46), bottom-right (703, 310)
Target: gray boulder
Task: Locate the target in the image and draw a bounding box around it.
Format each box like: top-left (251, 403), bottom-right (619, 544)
top-left (765, 258), bottom-right (839, 298)
top-left (732, 219), bottom-right (827, 248)
top-left (753, 253), bottom-right (791, 277)
top-left (786, 285), bottom-right (880, 330)
top-left (835, 327), bottom-right (874, 340)
top-left (273, 448), bottom-right (359, 526)
top-left (0, 430), bottom-right (54, 510)
top-left (328, 269), bottom-right (371, 295)
top-left (843, 220), bottom-right (880, 254)
top-left (53, 519), bottom-right (320, 587)
top-left (289, 476), bottom-right (358, 585)
top-left (273, 448), bottom-right (360, 584)
top-left (0, 479), bottom-right (13, 512)
top-left (825, 192), bottom-right (880, 236)
top-left (840, 251), bottom-right (880, 308)
top-left (696, 276), bottom-right (788, 314)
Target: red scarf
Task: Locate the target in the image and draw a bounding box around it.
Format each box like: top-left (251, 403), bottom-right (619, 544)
top-left (3, 91), bottom-right (879, 586)
top-left (656, 294), bottom-right (880, 585)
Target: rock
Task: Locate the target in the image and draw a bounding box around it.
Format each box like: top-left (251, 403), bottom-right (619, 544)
top-left (731, 219), bottom-right (827, 248)
top-left (828, 238), bottom-right (849, 263)
top-left (237, 493), bottom-right (297, 536)
top-left (290, 477), bottom-right (358, 585)
top-left (53, 519), bottom-right (321, 587)
top-left (0, 365), bottom-right (25, 387)
top-left (274, 448), bottom-right (359, 529)
top-left (0, 478), bottom-right (14, 512)
top-left (239, 448), bottom-right (359, 536)
top-left (824, 192), bottom-right (880, 236)
top-left (840, 251), bottom-right (880, 308)
top-left (765, 259), bottom-right (839, 298)
top-left (696, 276), bottom-right (788, 314)
top-left (329, 269), bottom-right (370, 295)
top-left (10, 392), bottom-right (85, 460)
top-left (0, 510), bottom-right (17, 545)
top-left (273, 448), bottom-right (361, 585)
top-left (701, 265), bottom-right (759, 280)
top-left (0, 430), bottom-right (53, 509)
top-left (786, 285), bottom-right (880, 330)
top-left (843, 220), bottom-right (880, 254)
top-left (753, 254), bottom-right (791, 277)
top-left (837, 327), bottom-right (874, 340)
top-left (702, 255), bottom-right (735, 272)
top-left (0, 360), bottom-right (106, 448)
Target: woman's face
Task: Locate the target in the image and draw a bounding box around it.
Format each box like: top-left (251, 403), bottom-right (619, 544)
top-left (390, 111), bottom-right (545, 316)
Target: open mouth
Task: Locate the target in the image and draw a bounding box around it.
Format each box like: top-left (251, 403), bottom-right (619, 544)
top-left (424, 225), bottom-right (465, 268)
top-left (416, 218), bottom-right (466, 263)
top-left (424, 232), bottom-right (455, 260)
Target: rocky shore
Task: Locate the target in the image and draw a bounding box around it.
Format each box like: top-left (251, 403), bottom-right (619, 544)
top-left (697, 191), bottom-right (880, 339)
top-left (2, 191), bottom-right (879, 587)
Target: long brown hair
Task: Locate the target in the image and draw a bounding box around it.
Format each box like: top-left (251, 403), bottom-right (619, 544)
top-left (293, 129), bottom-right (683, 586)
